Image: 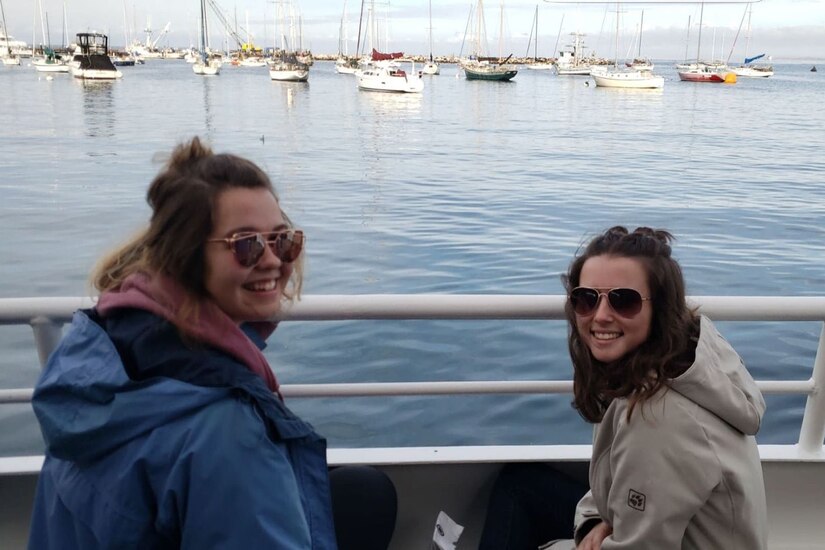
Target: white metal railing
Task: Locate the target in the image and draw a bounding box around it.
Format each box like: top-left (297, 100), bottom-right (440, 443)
top-left (1, 295), bottom-right (824, 456)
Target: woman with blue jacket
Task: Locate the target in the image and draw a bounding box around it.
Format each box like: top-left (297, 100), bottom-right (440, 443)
top-left (29, 137), bottom-right (395, 549)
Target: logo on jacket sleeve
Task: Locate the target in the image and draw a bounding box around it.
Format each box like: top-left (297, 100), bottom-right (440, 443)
top-left (627, 489), bottom-right (646, 511)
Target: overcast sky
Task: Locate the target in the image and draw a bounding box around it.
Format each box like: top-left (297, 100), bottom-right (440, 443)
top-left (3, 1), bottom-right (823, 61)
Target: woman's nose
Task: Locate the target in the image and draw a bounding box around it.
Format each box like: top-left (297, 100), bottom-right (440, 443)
top-left (592, 294), bottom-right (614, 321)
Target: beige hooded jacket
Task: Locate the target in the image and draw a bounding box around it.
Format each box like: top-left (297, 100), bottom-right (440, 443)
top-left (558, 316), bottom-right (767, 550)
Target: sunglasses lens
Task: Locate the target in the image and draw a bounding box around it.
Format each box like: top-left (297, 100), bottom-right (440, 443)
top-left (268, 230), bottom-right (304, 263)
top-left (570, 288), bottom-right (600, 316)
top-left (608, 289), bottom-right (643, 317)
top-left (233, 234), bottom-right (266, 267)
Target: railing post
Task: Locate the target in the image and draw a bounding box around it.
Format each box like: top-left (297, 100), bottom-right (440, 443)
top-left (30, 317), bottom-right (64, 369)
top-left (798, 322), bottom-right (825, 455)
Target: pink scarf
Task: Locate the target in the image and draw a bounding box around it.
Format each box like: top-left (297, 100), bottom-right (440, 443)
top-left (96, 272), bottom-right (281, 397)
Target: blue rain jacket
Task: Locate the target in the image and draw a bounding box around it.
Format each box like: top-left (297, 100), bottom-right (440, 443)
top-left (29, 308), bottom-right (336, 549)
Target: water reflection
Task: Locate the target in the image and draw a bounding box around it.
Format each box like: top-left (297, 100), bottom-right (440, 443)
top-left (78, 80), bottom-right (116, 140)
top-left (201, 77), bottom-right (215, 140)
top-left (272, 81), bottom-right (309, 111)
top-left (361, 91), bottom-right (423, 117)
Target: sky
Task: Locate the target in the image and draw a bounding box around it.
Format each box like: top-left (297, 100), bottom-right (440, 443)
top-left (3, 1), bottom-right (823, 62)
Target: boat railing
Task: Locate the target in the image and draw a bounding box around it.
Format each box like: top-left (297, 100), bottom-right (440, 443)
top-left (1, 295), bottom-right (824, 459)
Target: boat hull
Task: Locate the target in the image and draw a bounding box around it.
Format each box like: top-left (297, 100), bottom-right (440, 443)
top-left (732, 66), bottom-right (773, 78)
top-left (270, 69), bottom-right (309, 82)
top-left (463, 67), bottom-right (517, 81)
top-left (192, 62), bottom-right (220, 76)
top-left (421, 61), bottom-right (439, 75)
top-left (678, 71), bottom-right (725, 83)
top-left (33, 61), bottom-right (70, 73)
top-left (592, 70), bottom-right (664, 89)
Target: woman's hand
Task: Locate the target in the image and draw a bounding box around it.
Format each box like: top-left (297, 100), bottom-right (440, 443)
top-left (576, 521), bottom-right (612, 550)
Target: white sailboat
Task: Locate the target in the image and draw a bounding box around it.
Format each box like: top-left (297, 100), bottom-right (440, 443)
top-left (591, 4), bottom-right (663, 89)
top-left (524, 4), bottom-right (553, 70)
top-left (193, 0), bottom-right (220, 76)
top-left (729, 3), bottom-right (773, 78)
top-left (269, 0), bottom-right (309, 82)
top-left (334, 0), bottom-right (358, 74)
top-left (0, 0), bottom-right (21, 65)
top-left (625, 10), bottom-right (653, 70)
top-left (421, 0), bottom-right (439, 75)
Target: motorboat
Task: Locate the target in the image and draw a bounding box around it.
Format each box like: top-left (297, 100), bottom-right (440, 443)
top-left (69, 33), bottom-right (122, 80)
top-left (357, 59), bottom-right (423, 93)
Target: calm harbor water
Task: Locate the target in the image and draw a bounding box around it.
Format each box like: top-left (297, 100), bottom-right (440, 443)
top-left (1, 60), bottom-right (823, 456)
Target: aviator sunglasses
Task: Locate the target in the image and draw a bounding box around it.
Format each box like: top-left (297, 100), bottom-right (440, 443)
top-left (207, 230), bottom-right (305, 267)
top-left (569, 287), bottom-right (651, 318)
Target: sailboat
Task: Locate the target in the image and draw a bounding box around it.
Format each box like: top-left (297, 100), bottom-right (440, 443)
top-left (730, 3), bottom-right (773, 78)
top-left (590, 4), bottom-right (663, 89)
top-left (193, 0), bottom-right (220, 75)
top-left (677, 3), bottom-right (733, 83)
top-left (459, 0), bottom-right (518, 81)
top-left (421, 0), bottom-right (439, 75)
top-left (32, 2), bottom-right (70, 73)
top-left (525, 4), bottom-right (553, 70)
top-left (626, 10), bottom-right (653, 70)
top-left (334, 0), bottom-right (358, 74)
top-left (269, 0), bottom-right (309, 81)
top-left (0, 0), bottom-right (21, 65)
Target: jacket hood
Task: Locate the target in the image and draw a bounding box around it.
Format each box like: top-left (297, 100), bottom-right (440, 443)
top-left (669, 315), bottom-right (765, 435)
top-left (32, 311), bottom-right (228, 464)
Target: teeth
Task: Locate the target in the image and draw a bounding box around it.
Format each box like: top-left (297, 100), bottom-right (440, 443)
top-left (247, 280), bottom-right (277, 292)
top-left (593, 332), bottom-right (620, 341)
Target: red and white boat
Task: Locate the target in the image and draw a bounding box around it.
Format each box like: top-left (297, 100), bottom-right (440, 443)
top-left (677, 62), bottom-right (730, 83)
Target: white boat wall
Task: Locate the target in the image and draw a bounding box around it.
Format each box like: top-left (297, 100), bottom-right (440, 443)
top-left (1, 294), bottom-right (824, 549)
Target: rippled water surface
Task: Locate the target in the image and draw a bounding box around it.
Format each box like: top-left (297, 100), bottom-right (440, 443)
top-left (1, 61), bottom-right (823, 454)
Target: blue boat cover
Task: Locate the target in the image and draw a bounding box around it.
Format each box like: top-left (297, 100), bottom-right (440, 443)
top-left (745, 53), bottom-right (766, 64)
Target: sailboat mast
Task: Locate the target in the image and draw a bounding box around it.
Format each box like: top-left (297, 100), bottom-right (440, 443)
top-left (534, 4), bottom-right (538, 60)
top-left (428, 0), bottom-right (433, 61)
top-left (614, 3), bottom-right (619, 68)
top-left (638, 9), bottom-right (643, 58)
top-left (696, 3), bottom-right (703, 62)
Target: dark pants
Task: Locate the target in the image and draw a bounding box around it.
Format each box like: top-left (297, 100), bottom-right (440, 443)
top-left (478, 463), bottom-right (589, 550)
top-left (330, 465), bottom-right (398, 550)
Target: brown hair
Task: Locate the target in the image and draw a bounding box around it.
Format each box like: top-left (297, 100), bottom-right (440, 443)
top-left (92, 137), bottom-right (303, 304)
top-left (562, 226), bottom-right (698, 423)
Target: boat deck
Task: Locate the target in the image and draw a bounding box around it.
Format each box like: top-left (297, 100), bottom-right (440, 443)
top-left (1, 295), bottom-right (824, 549)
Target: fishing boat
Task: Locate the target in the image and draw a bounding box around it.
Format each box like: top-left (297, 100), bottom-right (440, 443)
top-left (69, 33), bottom-right (122, 80)
top-left (192, 0), bottom-right (220, 76)
top-left (590, 6), bottom-right (663, 89)
top-left (1, 294), bottom-right (824, 549)
top-left (729, 4), bottom-right (773, 78)
top-left (554, 32), bottom-right (591, 76)
top-left (421, 0), bottom-right (439, 75)
top-left (459, 0), bottom-right (518, 81)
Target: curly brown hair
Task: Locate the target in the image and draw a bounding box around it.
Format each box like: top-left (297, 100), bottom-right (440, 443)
top-left (562, 226), bottom-right (699, 423)
top-left (92, 136), bottom-right (303, 301)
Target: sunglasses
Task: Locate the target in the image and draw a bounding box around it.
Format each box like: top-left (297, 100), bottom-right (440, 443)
top-left (569, 287), bottom-right (651, 318)
top-left (207, 230), bottom-right (304, 267)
